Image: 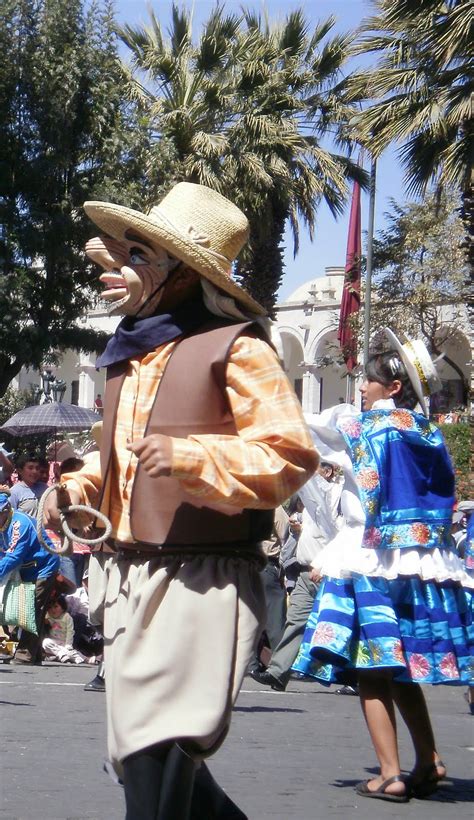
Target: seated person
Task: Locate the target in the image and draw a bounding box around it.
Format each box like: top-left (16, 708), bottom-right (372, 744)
top-left (66, 569), bottom-right (103, 660)
top-left (43, 596), bottom-right (87, 664)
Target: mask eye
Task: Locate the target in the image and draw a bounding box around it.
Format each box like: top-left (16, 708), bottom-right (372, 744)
top-left (129, 247), bottom-right (148, 265)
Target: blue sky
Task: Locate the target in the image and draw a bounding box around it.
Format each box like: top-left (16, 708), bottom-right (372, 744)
top-left (114, 1), bottom-right (406, 300)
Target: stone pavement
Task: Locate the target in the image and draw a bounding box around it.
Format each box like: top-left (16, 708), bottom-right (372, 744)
top-left (0, 662), bottom-right (473, 819)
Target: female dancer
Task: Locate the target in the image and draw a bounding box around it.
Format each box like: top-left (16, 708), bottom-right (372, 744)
top-left (293, 329), bottom-right (473, 802)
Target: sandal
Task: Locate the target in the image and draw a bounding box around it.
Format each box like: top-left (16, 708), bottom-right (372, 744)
top-left (464, 691), bottom-right (474, 715)
top-left (355, 775), bottom-right (409, 803)
top-left (409, 760), bottom-right (446, 799)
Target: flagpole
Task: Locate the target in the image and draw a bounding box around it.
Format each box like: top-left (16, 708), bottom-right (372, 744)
top-left (363, 157), bottom-right (377, 367)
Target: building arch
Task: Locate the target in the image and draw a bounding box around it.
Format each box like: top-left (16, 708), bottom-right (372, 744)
top-left (278, 327), bottom-right (304, 401)
top-left (431, 327), bottom-right (472, 413)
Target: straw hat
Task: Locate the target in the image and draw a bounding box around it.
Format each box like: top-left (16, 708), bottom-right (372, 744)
top-left (384, 328), bottom-right (442, 416)
top-left (84, 183), bottom-right (265, 315)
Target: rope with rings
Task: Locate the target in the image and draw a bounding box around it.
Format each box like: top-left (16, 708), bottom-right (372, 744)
top-left (36, 483), bottom-right (113, 555)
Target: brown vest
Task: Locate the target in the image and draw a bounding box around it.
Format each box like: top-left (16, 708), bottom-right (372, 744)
top-left (99, 320), bottom-right (274, 550)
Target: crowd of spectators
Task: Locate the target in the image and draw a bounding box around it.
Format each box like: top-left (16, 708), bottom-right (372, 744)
top-left (0, 445), bottom-right (102, 675)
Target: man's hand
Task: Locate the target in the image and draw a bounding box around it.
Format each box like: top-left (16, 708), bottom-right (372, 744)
top-left (42, 486), bottom-right (82, 532)
top-left (309, 568), bottom-right (323, 583)
top-left (127, 434), bottom-right (173, 478)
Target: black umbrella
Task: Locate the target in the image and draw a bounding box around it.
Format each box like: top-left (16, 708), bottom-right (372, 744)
top-left (0, 402), bottom-right (101, 436)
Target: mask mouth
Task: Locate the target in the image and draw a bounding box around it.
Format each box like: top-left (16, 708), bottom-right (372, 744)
top-left (99, 272), bottom-right (128, 302)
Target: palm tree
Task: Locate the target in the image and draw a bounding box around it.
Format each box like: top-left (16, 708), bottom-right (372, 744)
top-left (349, 0), bottom-right (472, 193)
top-left (227, 10), bottom-right (365, 310)
top-left (348, 0), bottom-right (473, 325)
top-left (117, 4), bottom-right (365, 312)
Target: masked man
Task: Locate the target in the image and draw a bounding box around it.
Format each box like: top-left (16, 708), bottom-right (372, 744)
top-left (44, 182), bottom-right (318, 819)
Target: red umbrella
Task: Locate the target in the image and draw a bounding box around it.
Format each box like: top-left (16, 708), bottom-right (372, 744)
top-left (338, 181), bottom-right (361, 372)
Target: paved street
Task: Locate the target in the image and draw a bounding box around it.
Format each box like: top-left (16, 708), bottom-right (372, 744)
top-left (0, 662), bottom-right (473, 819)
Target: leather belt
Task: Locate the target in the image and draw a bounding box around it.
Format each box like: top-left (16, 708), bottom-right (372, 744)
top-left (111, 539), bottom-right (266, 567)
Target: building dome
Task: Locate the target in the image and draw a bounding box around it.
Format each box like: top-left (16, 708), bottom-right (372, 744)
top-left (284, 267), bottom-right (345, 305)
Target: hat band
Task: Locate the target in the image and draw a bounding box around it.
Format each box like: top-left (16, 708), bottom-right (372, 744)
top-left (148, 209), bottom-right (233, 270)
top-left (404, 340), bottom-right (431, 396)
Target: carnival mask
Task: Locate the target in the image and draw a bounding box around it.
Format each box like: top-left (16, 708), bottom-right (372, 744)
top-left (85, 234), bottom-right (175, 318)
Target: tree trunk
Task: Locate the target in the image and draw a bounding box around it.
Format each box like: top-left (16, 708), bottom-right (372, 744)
top-left (236, 209), bottom-right (287, 316)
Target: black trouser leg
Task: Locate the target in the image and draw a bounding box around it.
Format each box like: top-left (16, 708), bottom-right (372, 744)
top-left (123, 742), bottom-right (196, 820)
top-left (190, 763), bottom-right (248, 820)
top-left (158, 744), bottom-right (196, 819)
top-left (122, 743), bottom-right (169, 820)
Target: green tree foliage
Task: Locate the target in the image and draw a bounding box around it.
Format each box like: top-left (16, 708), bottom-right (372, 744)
top-left (368, 190), bottom-right (469, 401)
top-left (0, 386), bottom-right (36, 428)
top-left (118, 4), bottom-right (365, 312)
top-left (349, 0), bottom-right (473, 195)
top-left (0, 0), bottom-right (160, 397)
top-left (439, 422), bottom-right (472, 497)
top-left (369, 191), bottom-right (467, 342)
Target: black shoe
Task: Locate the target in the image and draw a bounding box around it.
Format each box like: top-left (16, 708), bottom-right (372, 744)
top-left (84, 674), bottom-right (106, 692)
top-left (249, 670), bottom-right (286, 691)
top-left (335, 685), bottom-right (359, 696)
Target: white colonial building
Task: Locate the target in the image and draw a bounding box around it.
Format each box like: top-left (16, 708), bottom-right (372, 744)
top-left (13, 266), bottom-right (473, 417)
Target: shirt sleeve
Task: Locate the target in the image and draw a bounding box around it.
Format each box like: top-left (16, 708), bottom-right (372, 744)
top-left (0, 521), bottom-right (30, 581)
top-left (170, 335), bottom-right (319, 508)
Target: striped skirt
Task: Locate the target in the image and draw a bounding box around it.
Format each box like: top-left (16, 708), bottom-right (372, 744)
top-left (292, 573), bottom-right (474, 686)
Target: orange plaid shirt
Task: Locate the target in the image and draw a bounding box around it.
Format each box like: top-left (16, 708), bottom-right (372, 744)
top-left (64, 334), bottom-right (318, 543)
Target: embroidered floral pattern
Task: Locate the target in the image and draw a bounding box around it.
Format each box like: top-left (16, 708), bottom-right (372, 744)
top-left (353, 444), bottom-right (368, 462)
top-left (357, 468), bottom-right (379, 491)
top-left (355, 643), bottom-right (371, 666)
top-left (362, 527), bottom-right (383, 548)
top-left (8, 520), bottom-right (21, 552)
top-left (368, 640), bottom-right (382, 663)
top-left (366, 499), bottom-right (377, 515)
top-left (408, 653), bottom-right (431, 679)
top-left (410, 522), bottom-right (431, 545)
top-left (439, 652), bottom-right (459, 679)
top-left (312, 622), bottom-right (335, 645)
top-left (465, 657), bottom-right (474, 675)
top-left (390, 409), bottom-right (415, 430)
top-left (392, 640), bottom-right (405, 665)
top-left (338, 418), bottom-right (363, 438)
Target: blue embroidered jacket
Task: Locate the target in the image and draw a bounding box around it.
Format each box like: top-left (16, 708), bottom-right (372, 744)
top-left (337, 408), bottom-right (455, 550)
top-left (465, 515), bottom-right (474, 570)
top-left (0, 511), bottom-right (59, 581)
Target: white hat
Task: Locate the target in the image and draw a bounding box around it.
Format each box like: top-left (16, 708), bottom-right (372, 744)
top-left (383, 328), bottom-right (442, 416)
top-left (46, 441), bottom-right (77, 463)
top-left (84, 183), bottom-right (265, 316)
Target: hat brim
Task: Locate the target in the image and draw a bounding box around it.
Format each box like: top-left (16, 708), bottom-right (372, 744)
top-left (84, 201), bottom-right (266, 316)
top-left (383, 328), bottom-right (428, 416)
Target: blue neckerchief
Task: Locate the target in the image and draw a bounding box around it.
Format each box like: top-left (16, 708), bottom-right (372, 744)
top-left (96, 299), bottom-right (214, 369)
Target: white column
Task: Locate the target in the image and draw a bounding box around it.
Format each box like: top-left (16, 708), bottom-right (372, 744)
top-left (77, 353), bottom-right (99, 409)
top-left (301, 367), bottom-right (321, 413)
